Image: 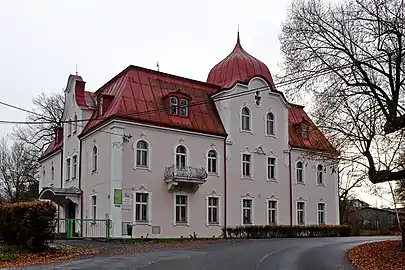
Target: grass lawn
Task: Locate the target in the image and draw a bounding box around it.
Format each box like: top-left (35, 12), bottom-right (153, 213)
top-left (0, 242), bottom-right (99, 268)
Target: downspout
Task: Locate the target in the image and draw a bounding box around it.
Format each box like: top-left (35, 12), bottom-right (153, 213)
top-left (223, 137), bottom-right (228, 237)
top-left (79, 138), bottom-right (83, 225)
top-left (289, 147), bottom-right (293, 226)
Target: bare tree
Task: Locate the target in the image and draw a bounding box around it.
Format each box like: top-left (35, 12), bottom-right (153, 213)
top-left (339, 162), bottom-right (367, 223)
top-left (12, 92), bottom-right (64, 158)
top-left (0, 139), bottom-right (39, 202)
top-left (279, 0), bottom-right (405, 183)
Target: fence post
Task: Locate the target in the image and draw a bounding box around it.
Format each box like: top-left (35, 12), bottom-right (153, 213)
top-left (66, 218), bottom-right (73, 239)
top-left (105, 219), bottom-right (111, 240)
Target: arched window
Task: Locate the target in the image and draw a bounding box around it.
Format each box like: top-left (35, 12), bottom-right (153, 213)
top-left (207, 150), bottom-right (218, 174)
top-left (170, 97), bottom-right (178, 115)
top-left (317, 164), bottom-right (324, 185)
top-left (175, 145), bottom-right (187, 169)
top-left (136, 140), bottom-right (148, 167)
top-left (73, 114), bottom-right (78, 133)
top-left (92, 145), bottom-right (98, 172)
top-left (266, 112), bottom-right (275, 135)
top-left (296, 161), bottom-right (304, 183)
top-left (241, 107), bottom-right (250, 131)
top-left (180, 99), bottom-right (189, 116)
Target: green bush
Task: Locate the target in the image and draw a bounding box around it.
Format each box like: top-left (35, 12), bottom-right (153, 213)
top-left (222, 224), bottom-right (352, 239)
top-left (0, 244), bottom-right (15, 262)
top-left (0, 200), bottom-right (56, 251)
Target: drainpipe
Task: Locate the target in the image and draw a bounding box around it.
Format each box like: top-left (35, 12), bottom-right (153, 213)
top-left (79, 138), bottom-right (83, 231)
top-left (223, 137), bottom-right (228, 237)
top-left (289, 147), bottom-right (293, 226)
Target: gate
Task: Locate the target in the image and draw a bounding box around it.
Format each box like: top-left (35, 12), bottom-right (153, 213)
top-left (54, 218), bottom-right (111, 240)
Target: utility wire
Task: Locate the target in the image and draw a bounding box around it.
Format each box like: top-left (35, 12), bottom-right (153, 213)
top-left (0, 53), bottom-right (387, 127)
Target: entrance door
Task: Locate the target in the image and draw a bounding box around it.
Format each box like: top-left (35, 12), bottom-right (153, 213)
top-left (67, 200), bottom-right (76, 235)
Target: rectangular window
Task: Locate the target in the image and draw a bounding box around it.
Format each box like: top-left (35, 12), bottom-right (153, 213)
top-left (135, 193), bottom-right (149, 222)
top-left (72, 155), bottom-right (77, 179)
top-left (242, 199), bottom-right (253, 225)
top-left (297, 202), bottom-right (305, 225)
top-left (242, 154), bottom-right (251, 177)
top-left (318, 203), bottom-right (326, 225)
top-left (91, 195), bottom-right (97, 219)
top-left (268, 200), bottom-right (277, 225)
top-left (175, 195), bottom-right (188, 223)
top-left (66, 158), bottom-right (71, 180)
top-left (208, 197), bottom-right (219, 224)
top-left (267, 157), bottom-right (276, 179)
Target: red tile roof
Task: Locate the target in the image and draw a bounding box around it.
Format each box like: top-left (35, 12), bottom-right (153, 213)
top-left (81, 65), bottom-right (227, 137)
top-left (206, 33), bottom-right (276, 90)
top-left (288, 104), bottom-right (338, 156)
top-left (39, 128), bottom-right (63, 161)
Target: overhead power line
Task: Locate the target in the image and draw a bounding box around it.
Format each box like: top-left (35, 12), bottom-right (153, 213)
top-left (0, 53), bottom-right (386, 127)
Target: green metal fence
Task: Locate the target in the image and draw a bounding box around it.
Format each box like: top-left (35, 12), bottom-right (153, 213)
top-left (55, 218), bottom-right (111, 239)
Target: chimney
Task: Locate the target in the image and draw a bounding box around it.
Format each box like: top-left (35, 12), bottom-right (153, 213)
top-left (75, 80), bottom-right (86, 103)
top-left (55, 126), bottom-right (64, 144)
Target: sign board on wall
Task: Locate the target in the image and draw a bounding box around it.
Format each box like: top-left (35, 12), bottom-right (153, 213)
top-left (114, 189), bottom-right (122, 205)
top-left (123, 197), bottom-right (132, 206)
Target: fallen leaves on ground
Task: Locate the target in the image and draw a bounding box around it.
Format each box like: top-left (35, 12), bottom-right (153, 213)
top-left (347, 240), bottom-right (405, 270)
top-left (0, 246), bottom-right (100, 268)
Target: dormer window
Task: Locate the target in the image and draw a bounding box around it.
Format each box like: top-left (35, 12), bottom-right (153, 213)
top-left (301, 123), bottom-right (309, 138)
top-left (170, 97), bottom-right (178, 115)
top-left (180, 99), bottom-right (189, 116)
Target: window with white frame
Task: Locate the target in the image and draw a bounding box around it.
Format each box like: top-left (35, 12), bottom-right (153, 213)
top-left (207, 150), bottom-right (218, 174)
top-left (241, 107), bottom-right (251, 131)
top-left (242, 198), bottom-right (253, 225)
top-left (92, 145), bottom-right (98, 172)
top-left (180, 99), bottom-right (189, 116)
top-left (297, 202), bottom-right (305, 225)
top-left (91, 195), bottom-right (97, 219)
top-left (66, 158), bottom-right (71, 180)
top-left (72, 155), bottom-right (77, 179)
top-left (175, 195), bottom-right (188, 223)
top-left (51, 164), bottom-right (55, 181)
top-left (73, 114), bottom-right (78, 133)
top-left (135, 193), bottom-right (149, 222)
top-left (136, 140), bottom-right (149, 167)
top-left (175, 145), bottom-right (187, 169)
top-left (267, 157), bottom-right (276, 180)
top-left (266, 112), bottom-right (275, 135)
top-left (317, 164), bottom-right (324, 185)
top-left (268, 200), bottom-right (277, 225)
top-left (170, 97), bottom-right (178, 115)
top-left (296, 161), bottom-right (304, 183)
top-left (207, 197), bottom-right (219, 224)
top-left (242, 154), bottom-right (252, 177)
top-left (318, 202), bottom-right (326, 225)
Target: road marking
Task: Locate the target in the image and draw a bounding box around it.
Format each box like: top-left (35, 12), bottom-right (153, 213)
top-left (256, 249), bottom-right (284, 269)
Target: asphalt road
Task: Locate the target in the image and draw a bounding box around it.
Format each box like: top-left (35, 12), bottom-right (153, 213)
top-left (7, 236), bottom-right (397, 270)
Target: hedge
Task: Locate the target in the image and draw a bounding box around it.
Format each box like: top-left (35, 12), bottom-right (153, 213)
top-left (223, 225), bottom-right (352, 239)
top-left (0, 200), bottom-right (56, 251)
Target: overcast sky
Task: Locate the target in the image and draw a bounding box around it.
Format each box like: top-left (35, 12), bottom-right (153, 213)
top-left (0, 0), bottom-right (392, 207)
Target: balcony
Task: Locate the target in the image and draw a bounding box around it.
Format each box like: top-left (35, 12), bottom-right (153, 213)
top-left (164, 165), bottom-right (208, 192)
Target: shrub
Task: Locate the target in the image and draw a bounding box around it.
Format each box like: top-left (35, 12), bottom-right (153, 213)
top-left (222, 224), bottom-right (352, 239)
top-left (0, 200), bottom-right (56, 251)
top-left (0, 244), bottom-right (15, 262)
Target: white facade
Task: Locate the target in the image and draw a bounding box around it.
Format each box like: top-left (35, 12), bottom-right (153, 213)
top-left (39, 62), bottom-right (339, 239)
